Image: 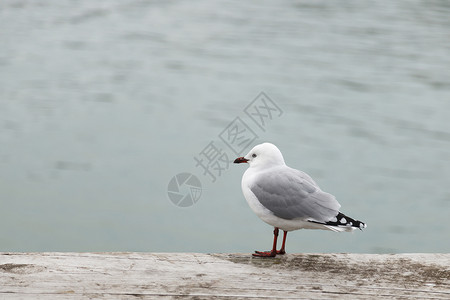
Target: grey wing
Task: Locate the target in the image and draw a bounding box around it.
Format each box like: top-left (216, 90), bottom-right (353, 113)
top-left (250, 167), bottom-right (341, 222)
top-left (293, 168), bottom-right (318, 187)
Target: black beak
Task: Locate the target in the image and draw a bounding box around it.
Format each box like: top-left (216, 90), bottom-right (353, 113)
top-left (234, 157), bottom-right (249, 164)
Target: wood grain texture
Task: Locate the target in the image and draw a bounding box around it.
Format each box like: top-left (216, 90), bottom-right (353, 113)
top-left (0, 252), bottom-right (449, 299)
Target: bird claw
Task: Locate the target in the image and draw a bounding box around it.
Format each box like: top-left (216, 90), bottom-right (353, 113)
top-left (253, 250), bottom-right (286, 257)
top-left (253, 250), bottom-right (277, 257)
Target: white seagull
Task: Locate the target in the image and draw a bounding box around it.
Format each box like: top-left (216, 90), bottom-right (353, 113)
top-left (234, 142), bottom-right (366, 257)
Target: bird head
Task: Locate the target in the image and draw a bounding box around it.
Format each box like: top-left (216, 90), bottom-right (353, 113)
top-left (234, 142), bottom-right (286, 169)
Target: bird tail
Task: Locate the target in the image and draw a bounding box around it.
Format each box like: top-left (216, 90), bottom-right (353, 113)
top-left (309, 212), bottom-right (367, 232)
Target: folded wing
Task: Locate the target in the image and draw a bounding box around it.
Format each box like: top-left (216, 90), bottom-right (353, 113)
top-left (250, 166), bottom-right (341, 222)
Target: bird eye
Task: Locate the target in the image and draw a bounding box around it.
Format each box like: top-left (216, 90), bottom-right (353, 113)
top-left (252, 153), bottom-right (257, 158)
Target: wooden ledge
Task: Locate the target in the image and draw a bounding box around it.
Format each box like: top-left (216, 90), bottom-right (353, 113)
top-left (1, 252), bottom-right (449, 299)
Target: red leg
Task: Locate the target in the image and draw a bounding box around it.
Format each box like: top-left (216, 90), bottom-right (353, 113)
top-left (277, 230), bottom-right (287, 255)
top-left (253, 227), bottom-right (279, 257)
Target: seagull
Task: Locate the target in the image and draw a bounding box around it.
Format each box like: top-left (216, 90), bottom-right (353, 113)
top-left (234, 142), bottom-right (366, 257)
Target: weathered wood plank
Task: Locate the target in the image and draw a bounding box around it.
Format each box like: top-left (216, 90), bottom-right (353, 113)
top-left (0, 253), bottom-right (449, 299)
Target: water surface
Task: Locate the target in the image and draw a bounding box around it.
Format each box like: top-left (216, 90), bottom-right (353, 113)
top-left (0, 0), bottom-right (449, 253)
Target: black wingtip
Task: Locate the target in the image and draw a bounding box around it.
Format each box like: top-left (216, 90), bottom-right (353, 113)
top-left (358, 221), bottom-right (367, 230)
top-left (312, 212), bottom-right (367, 230)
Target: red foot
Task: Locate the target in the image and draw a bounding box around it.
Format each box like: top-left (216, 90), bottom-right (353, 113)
top-left (253, 250), bottom-right (285, 257)
top-left (252, 228), bottom-right (288, 258)
top-left (254, 250), bottom-right (286, 255)
top-left (253, 250), bottom-right (277, 257)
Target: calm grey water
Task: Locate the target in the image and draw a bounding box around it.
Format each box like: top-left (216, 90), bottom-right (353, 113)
top-left (1, 0), bottom-right (449, 254)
